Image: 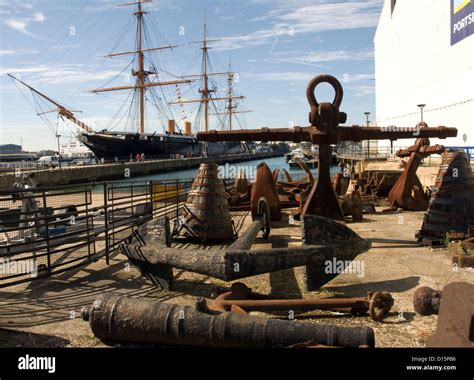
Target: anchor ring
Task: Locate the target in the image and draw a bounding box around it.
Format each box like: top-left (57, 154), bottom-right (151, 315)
top-left (306, 74), bottom-right (344, 109)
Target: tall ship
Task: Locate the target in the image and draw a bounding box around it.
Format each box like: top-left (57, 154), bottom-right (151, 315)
top-left (8, 0), bottom-right (250, 161)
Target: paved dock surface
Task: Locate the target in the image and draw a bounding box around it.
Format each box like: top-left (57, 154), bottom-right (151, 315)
top-left (0, 209), bottom-right (472, 348)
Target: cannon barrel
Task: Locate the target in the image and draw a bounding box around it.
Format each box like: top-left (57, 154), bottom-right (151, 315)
top-left (197, 126), bottom-right (457, 144)
top-left (82, 293), bottom-right (375, 348)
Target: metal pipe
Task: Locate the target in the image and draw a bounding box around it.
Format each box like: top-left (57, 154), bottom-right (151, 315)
top-left (82, 293), bottom-right (375, 348)
top-left (227, 217), bottom-right (264, 251)
top-left (210, 283), bottom-right (394, 321)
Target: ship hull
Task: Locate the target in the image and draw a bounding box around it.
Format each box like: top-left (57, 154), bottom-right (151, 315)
top-left (80, 132), bottom-right (245, 161)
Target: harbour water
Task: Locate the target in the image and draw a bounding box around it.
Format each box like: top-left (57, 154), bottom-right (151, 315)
top-left (131, 156), bottom-right (341, 182)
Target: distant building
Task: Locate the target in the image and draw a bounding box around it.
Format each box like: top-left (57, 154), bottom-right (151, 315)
top-left (60, 140), bottom-right (93, 159)
top-left (0, 144), bottom-right (22, 154)
top-left (255, 143), bottom-right (271, 153)
top-left (375, 0), bottom-right (473, 147)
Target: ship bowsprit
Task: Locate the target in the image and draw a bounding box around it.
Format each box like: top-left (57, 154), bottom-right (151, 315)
top-left (174, 163), bottom-right (236, 241)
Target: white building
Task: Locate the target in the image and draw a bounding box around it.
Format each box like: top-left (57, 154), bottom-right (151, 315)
top-left (374, 0), bottom-right (473, 148)
top-left (60, 139), bottom-right (92, 159)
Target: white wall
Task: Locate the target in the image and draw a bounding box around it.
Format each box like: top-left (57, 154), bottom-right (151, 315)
top-left (374, 0), bottom-right (474, 147)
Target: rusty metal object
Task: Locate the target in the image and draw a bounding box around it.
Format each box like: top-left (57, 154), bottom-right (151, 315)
top-left (228, 198), bottom-right (271, 250)
top-left (198, 124), bottom-right (457, 145)
top-left (198, 74), bottom-right (457, 221)
top-left (287, 341), bottom-right (342, 348)
top-left (82, 293), bottom-right (375, 348)
top-left (417, 150), bottom-right (474, 244)
top-left (388, 122), bottom-right (446, 211)
top-left (234, 170), bottom-right (249, 196)
top-left (361, 170), bottom-right (402, 197)
top-left (283, 169), bottom-right (293, 183)
top-left (452, 254), bottom-right (474, 268)
top-left (338, 190), bottom-right (363, 222)
top-left (333, 172), bottom-right (350, 196)
top-left (426, 282), bottom-right (474, 347)
top-left (210, 282), bottom-right (393, 322)
top-left (121, 214), bottom-right (369, 290)
top-left (413, 286), bottom-right (442, 316)
top-left (272, 168), bottom-right (280, 183)
top-left (251, 163), bottom-right (281, 221)
top-left (461, 237), bottom-right (474, 252)
top-left (301, 77), bottom-right (345, 220)
top-left (293, 157), bottom-right (315, 184)
top-left (174, 163), bottom-right (235, 241)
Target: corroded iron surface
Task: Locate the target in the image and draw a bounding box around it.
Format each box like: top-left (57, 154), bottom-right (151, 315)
top-left (82, 293), bottom-right (376, 348)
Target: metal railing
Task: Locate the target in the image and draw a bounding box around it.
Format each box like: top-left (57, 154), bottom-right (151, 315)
top-left (335, 145), bottom-right (409, 160)
top-left (0, 179), bottom-right (195, 287)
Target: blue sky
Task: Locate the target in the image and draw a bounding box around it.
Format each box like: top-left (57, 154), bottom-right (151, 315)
top-left (0, 0), bottom-right (383, 151)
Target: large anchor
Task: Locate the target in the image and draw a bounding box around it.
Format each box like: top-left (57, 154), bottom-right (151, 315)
top-left (302, 75), bottom-right (346, 220)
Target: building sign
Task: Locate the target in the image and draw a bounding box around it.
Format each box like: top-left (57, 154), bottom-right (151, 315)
top-left (451, 0), bottom-right (473, 45)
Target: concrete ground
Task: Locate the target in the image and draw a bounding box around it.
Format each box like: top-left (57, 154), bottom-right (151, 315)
top-left (0, 209), bottom-right (472, 348)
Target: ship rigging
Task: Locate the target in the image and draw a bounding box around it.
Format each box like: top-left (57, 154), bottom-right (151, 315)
top-left (8, 0), bottom-right (250, 160)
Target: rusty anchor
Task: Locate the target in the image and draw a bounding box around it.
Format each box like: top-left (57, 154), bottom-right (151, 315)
top-left (120, 214), bottom-right (370, 291)
top-left (197, 74), bottom-right (457, 222)
top-left (210, 282), bottom-right (394, 322)
top-left (388, 122), bottom-right (446, 211)
top-left (251, 163), bottom-right (282, 222)
top-left (301, 75), bottom-right (346, 220)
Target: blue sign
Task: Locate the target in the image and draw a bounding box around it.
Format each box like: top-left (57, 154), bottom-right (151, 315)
top-left (451, 0), bottom-right (473, 45)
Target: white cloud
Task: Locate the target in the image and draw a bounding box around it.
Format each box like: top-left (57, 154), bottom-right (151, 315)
top-left (243, 71), bottom-right (312, 82)
top-left (214, 0), bottom-right (383, 51)
top-left (5, 19), bottom-right (30, 35)
top-left (0, 49), bottom-right (16, 56)
top-left (350, 85), bottom-right (376, 96)
top-left (276, 49), bottom-right (375, 66)
top-left (3, 11), bottom-right (46, 37)
top-left (247, 49), bottom-right (374, 67)
top-left (1, 64), bottom-right (128, 86)
top-left (32, 12), bottom-right (45, 22)
top-left (242, 70), bottom-right (374, 84)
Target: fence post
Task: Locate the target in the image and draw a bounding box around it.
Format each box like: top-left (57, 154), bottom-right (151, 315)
top-left (85, 187), bottom-right (91, 260)
top-left (103, 184), bottom-right (110, 265)
top-left (149, 181), bottom-right (154, 218)
top-left (42, 191), bottom-right (52, 274)
top-left (176, 179), bottom-right (179, 219)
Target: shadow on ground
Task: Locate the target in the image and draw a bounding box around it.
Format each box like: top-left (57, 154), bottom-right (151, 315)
top-left (324, 276), bottom-right (421, 297)
top-left (0, 328), bottom-right (70, 348)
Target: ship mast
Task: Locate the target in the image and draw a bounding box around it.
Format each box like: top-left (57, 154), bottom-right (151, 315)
top-left (210, 62), bottom-right (251, 130)
top-left (136, 0), bottom-right (146, 134)
top-left (169, 19), bottom-right (245, 133)
top-left (91, 0), bottom-right (192, 135)
top-left (202, 20), bottom-right (210, 132)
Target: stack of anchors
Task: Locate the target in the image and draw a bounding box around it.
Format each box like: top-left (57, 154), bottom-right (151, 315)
top-left (418, 150), bottom-right (474, 239)
top-left (180, 163), bottom-right (235, 241)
